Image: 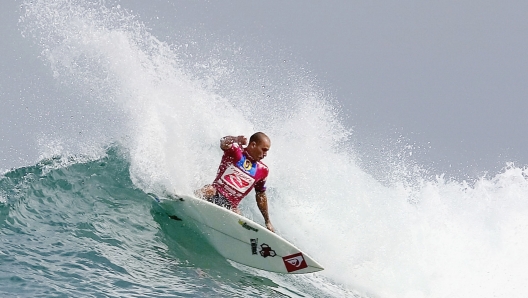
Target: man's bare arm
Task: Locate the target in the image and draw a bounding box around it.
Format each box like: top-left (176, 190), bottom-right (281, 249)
top-left (256, 191), bottom-right (275, 232)
top-left (220, 135), bottom-right (247, 150)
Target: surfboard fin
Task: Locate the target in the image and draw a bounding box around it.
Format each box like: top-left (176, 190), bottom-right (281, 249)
top-left (168, 215), bottom-right (182, 221)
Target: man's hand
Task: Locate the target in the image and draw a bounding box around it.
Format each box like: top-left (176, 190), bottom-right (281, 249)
top-left (235, 135), bottom-right (247, 146)
top-left (265, 221), bottom-right (275, 233)
top-left (220, 135), bottom-right (247, 150)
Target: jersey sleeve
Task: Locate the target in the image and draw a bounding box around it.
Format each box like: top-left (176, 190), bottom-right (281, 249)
top-left (224, 142), bottom-right (243, 159)
top-left (254, 164), bottom-right (269, 193)
top-left (254, 179), bottom-right (267, 193)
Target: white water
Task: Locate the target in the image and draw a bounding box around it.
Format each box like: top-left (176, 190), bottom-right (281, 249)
top-left (20, 0), bottom-right (528, 297)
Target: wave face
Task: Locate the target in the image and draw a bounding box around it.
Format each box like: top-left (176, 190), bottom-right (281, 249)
top-left (2, 0), bottom-right (527, 297)
top-left (0, 149), bottom-right (346, 297)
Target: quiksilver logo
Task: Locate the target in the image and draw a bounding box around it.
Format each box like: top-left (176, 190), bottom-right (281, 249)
top-left (238, 220), bottom-right (258, 232)
top-left (224, 173), bottom-right (250, 189)
top-left (284, 255), bottom-right (304, 267)
top-left (221, 166), bottom-right (254, 192)
top-left (282, 252), bottom-right (308, 272)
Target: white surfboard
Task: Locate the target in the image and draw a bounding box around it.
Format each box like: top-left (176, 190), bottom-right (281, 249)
top-left (152, 193), bottom-right (324, 274)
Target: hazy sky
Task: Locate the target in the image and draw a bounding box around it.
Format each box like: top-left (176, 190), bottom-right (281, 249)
top-left (2, 0), bottom-right (528, 178)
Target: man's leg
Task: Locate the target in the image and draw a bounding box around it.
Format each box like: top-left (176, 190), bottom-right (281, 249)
top-left (194, 184), bottom-right (216, 199)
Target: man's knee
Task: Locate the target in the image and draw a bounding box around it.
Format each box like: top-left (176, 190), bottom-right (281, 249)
top-left (195, 184), bottom-right (216, 198)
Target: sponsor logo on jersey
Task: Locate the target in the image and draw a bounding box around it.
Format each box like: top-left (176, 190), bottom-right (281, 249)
top-left (237, 155), bottom-right (257, 176)
top-left (221, 165), bottom-right (255, 193)
top-left (282, 252), bottom-right (308, 272)
top-left (243, 159), bottom-right (253, 171)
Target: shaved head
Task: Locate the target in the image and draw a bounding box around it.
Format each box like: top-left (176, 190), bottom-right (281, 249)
top-left (249, 132), bottom-right (270, 145)
top-left (246, 132), bottom-right (271, 161)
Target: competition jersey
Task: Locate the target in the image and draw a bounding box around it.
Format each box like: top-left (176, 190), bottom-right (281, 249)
top-left (212, 143), bottom-right (269, 208)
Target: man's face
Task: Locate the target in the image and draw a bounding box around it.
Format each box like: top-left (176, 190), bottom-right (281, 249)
top-left (246, 138), bottom-right (271, 162)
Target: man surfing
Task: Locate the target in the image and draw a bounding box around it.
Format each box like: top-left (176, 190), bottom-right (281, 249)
top-left (197, 132), bottom-right (274, 232)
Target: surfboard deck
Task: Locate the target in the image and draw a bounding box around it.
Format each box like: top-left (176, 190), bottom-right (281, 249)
top-left (151, 193), bottom-right (324, 274)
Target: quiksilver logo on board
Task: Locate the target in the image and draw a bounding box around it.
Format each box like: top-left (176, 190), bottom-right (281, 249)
top-left (282, 252), bottom-right (308, 272)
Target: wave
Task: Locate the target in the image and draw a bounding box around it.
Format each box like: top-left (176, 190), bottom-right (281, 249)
top-left (0, 148), bottom-right (352, 297)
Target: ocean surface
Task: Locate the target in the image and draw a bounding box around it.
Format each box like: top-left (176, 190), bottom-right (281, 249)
top-left (0, 148), bottom-right (351, 297)
top-left (1, 0), bottom-right (528, 297)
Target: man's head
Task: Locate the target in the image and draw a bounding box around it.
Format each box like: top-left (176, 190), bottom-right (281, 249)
top-left (245, 132), bottom-right (271, 162)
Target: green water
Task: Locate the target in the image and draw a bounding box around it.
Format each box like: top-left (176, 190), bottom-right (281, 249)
top-left (0, 148), bottom-right (351, 297)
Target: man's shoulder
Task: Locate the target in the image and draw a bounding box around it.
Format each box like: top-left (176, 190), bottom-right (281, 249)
top-left (257, 161), bottom-right (269, 173)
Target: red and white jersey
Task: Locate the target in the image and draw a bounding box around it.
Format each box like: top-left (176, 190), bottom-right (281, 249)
top-left (212, 143), bottom-right (268, 208)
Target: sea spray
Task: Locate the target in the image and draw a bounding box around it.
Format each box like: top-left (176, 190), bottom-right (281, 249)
top-left (20, 0), bottom-right (249, 194)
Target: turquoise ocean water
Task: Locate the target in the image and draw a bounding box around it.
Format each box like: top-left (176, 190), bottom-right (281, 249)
top-left (0, 148), bottom-right (348, 297)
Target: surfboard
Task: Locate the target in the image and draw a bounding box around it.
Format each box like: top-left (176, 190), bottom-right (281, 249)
top-left (151, 193), bottom-right (324, 274)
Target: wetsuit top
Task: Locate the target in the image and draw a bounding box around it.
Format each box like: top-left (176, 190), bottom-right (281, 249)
top-left (212, 143), bottom-right (269, 208)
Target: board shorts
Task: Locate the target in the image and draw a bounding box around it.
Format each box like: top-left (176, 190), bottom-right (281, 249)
top-left (207, 192), bottom-right (233, 210)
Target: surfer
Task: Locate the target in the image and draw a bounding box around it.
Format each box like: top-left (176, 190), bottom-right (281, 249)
top-left (197, 132), bottom-right (275, 232)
